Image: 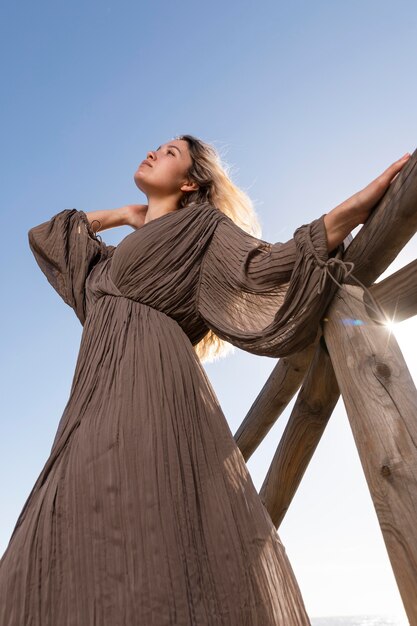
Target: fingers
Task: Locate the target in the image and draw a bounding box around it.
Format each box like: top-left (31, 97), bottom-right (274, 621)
top-left (379, 153), bottom-right (412, 185)
top-left (393, 153), bottom-right (411, 170)
top-left (389, 153), bottom-right (411, 173)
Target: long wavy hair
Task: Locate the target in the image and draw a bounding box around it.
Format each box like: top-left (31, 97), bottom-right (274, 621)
top-left (174, 134), bottom-right (263, 364)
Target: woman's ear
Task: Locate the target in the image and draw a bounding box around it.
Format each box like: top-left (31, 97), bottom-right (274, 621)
top-left (180, 180), bottom-right (199, 192)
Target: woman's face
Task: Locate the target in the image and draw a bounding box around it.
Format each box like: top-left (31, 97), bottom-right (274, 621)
top-left (134, 138), bottom-right (196, 197)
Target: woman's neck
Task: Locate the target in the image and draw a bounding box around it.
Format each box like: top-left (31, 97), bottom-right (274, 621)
top-left (144, 194), bottom-right (181, 224)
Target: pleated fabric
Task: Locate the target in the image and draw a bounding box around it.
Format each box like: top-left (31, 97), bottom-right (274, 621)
top-left (0, 202), bottom-right (343, 625)
top-left (197, 211), bottom-right (344, 356)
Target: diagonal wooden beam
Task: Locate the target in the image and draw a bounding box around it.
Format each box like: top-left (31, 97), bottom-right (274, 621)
top-left (366, 258), bottom-right (417, 323)
top-left (253, 148), bottom-right (417, 526)
top-left (324, 284), bottom-right (417, 622)
top-left (236, 151), bottom-right (417, 458)
top-left (234, 342), bottom-right (316, 461)
top-left (259, 341), bottom-right (339, 528)
top-left (344, 153), bottom-right (417, 285)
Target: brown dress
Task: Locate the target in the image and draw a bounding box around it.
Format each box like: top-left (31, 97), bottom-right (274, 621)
top-left (0, 202), bottom-right (344, 625)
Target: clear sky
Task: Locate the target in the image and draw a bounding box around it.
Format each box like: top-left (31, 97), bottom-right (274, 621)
top-left (1, 0), bottom-right (416, 620)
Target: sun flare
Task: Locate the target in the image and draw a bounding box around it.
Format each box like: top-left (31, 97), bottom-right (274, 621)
top-left (383, 319), bottom-right (397, 332)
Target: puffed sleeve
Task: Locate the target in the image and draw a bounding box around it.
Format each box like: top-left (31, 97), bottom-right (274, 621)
top-left (197, 213), bottom-right (346, 357)
top-left (28, 208), bottom-right (116, 325)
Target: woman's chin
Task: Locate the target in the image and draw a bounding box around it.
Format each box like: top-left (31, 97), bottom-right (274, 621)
top-left (133, 173), bottom-right (146, 192)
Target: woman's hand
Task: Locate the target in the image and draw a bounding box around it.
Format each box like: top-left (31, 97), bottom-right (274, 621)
top-left (349, 152), bottom-right (412, 223)
top-left (122, 204), bottom-right (149, 230)
top-left (323, 152), bottom-right (412, 252)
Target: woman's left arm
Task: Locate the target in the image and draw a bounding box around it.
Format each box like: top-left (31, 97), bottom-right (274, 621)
top-left (323, 153), bottom-right (412, 252)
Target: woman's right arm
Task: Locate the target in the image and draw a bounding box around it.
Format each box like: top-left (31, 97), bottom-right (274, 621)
top-left (85, 204), bottom-right (148, 232)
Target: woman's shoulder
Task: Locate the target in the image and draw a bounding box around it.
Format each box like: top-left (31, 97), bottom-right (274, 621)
top-left (197, 202), bottom-right (250, 235)
top-left (193, 201), bottom-right (226, 221)
top-left (202, 204), bottom-right (266, 248)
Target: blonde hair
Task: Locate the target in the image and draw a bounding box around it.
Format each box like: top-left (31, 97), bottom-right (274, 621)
top-left (174, 134), bottom-right (263, 364)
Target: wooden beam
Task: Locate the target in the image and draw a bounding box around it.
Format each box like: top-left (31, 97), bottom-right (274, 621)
top-left (324, 284), bottom-right (417, 622)
top-left (234, 343), bottom-right (316, 461)
top-left (366, 259), bottom-right (417, 323)
top-left (344, 152), bottom-right (417, 285)
top-left (252, 149), bottom-right (417, 524)
top-left (259, 342), bottom-right (339, 528)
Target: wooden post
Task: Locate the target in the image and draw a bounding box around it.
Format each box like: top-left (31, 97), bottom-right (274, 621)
top-left (344, 152), bottom-right (417, 285)
top-left (367, 258), bottom-right (417, 322)
top-left (234, 342), bottom-right (316, 460)
top-left (259, 342), bottom-right (340, 528)
top-left (324, 284), bottom-right (417, 621)
top-left (235, 149), bottom-right (417, 469)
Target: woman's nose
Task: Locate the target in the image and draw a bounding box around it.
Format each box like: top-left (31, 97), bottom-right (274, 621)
top-left (147, 150), bottom-right (156, 161)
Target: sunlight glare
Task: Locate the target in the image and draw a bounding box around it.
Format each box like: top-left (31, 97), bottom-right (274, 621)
top-left (383, 319), bottom-right (397, 332)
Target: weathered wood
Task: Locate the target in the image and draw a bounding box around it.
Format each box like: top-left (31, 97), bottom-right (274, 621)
top-left (366, 259), bottom-right (417, 322)
top-left (259, 342), bottom-right (340, 528)
top-left (344, 151), bottom-right (417, 285)
top-left (236, 150), bottom-right (417, 462)
top-left (324, 284), bottom-right (417, 622)
top-left (251, 150), bottom-right (417, 526)
top-left (235, 150), bottom-right (417, 560)
top-left (234, 342), bottom-right (316, 461)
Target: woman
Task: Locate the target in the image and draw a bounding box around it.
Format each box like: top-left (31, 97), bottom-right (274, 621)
top-left (0, 134), bottom-right (410, 625)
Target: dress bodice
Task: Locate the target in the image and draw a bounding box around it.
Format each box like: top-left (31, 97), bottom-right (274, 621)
top-left (84, 203), bottom-right (223, 346)
top-left (28, 200), bottom-right (345, 358)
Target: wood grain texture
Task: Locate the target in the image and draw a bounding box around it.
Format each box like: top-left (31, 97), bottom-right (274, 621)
top-left (252, 149), bottom-right (417, 536)
top-left (232, 149), bottom-right (417, 619)
top-left (235, 148), bottom-right (417, 467)
top-left (367, 259), bottom-right (417, 322)
top-left (259, 342), bottom-right (340, 528)
top-left (324, 284), bottom-right (417, 622)
top-left (344, 149), bottom-right (417, 285)
top-left (234, 342), bottom-right (316, 461)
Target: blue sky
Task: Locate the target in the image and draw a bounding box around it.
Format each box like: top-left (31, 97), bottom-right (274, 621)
top-left (1, 0), bottom-right (416, 619)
